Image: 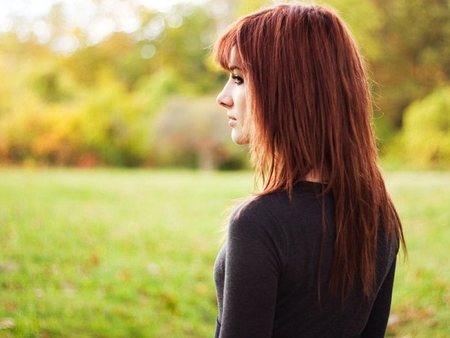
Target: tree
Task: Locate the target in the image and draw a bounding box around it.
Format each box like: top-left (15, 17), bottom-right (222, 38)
top-left (145, 3), bottom-right (224, 94)
top-left (368, 0), bottom-right (450, 128)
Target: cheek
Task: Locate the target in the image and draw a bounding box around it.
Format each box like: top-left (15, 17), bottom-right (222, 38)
top-left (239, 107), bottom-right (252, 144)
top-left (237, 92), bottom-right (249, 119)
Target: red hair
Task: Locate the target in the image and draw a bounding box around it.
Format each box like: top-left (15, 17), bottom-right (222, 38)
top-left (214, 3), bottom-right (405, 297)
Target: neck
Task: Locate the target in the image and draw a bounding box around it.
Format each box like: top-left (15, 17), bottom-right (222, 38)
top-left (305, 170), bottom-right (324, 183)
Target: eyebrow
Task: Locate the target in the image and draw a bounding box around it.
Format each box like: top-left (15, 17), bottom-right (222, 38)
top-left (229, 65), bottom-right (242, 72)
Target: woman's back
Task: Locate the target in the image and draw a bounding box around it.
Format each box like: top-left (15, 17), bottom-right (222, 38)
top-left (214, 182), bottom-right (397, 337)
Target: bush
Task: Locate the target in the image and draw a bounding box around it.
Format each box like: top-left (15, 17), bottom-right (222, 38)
top-left (396, 87), bottom-right (450, 168)
top-left (75, 78), bottom-right (151, 167)
top-left (0, 76), bottom-right (152, 167)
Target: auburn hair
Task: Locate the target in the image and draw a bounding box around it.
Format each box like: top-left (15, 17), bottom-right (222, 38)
top-left (214, 3), bottom-right (405, 297)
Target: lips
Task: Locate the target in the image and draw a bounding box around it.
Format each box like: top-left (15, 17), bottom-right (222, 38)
top-left (228, 115), bottom-right (237, 127)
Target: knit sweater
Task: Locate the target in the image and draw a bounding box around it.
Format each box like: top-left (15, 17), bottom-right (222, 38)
top-left (214, 182), bottom-right (397, 337)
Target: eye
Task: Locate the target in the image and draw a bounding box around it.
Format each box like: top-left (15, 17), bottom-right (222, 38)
top-left (231, 74), bottom-right (244, 85)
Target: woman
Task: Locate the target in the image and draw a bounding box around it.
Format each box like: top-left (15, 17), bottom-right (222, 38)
top-left (213, 2), bottom-right (405, 338)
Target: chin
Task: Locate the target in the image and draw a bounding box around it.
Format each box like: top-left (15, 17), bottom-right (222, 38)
top-left (232, 134), bottom-right (247, 145)
top-left (233, 138), bottom-right (250, 145)
top-left (231, 130), bottom-right (250, 145)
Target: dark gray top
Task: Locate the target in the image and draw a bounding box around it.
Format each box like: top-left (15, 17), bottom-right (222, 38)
top-left (214, 182), bottom-right (397, 338)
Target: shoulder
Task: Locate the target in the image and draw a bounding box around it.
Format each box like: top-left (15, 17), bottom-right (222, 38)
top-left (227, 193), bottom-right (284, 243)
top-left (233, 182), bottom-right (328, 222)
top-left (229, 183), bottom-right (326, 234)
top-left (231, 192), bottom-right (286, 224)
top-left (226, 194), bottom-right (288, 270)
top-left (230, 183), bottom-right (333, 245)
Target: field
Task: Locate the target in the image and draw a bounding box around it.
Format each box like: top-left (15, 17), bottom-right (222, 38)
top-left (0, 169), bottom-right (449, 337)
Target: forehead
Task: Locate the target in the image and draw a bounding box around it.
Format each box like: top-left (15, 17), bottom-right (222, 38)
top-left (229, 47), bottom-right (243, 71)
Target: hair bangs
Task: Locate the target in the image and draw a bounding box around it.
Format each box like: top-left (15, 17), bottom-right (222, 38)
top-left (213, 28), bottom-right (237, 72)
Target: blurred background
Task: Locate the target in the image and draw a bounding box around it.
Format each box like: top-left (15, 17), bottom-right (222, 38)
top-left (0, 1), bottom-right (449, 337)
top-left (0, 0), bottom-right (449, 170)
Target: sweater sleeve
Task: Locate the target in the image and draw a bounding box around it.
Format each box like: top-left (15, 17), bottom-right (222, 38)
top-left (217, 206), bottom-right (281, 338)
top-left (360, 257), bottom-right (397, 338)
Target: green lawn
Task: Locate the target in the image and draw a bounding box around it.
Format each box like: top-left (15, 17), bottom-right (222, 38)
top-left (0, 169), bottom-right (449, 337)
top-left (384, 171), bottom-right (450, 337)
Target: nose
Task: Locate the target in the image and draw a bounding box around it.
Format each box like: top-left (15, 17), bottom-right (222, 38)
top-left (216, 88), bottom-right (233, 108)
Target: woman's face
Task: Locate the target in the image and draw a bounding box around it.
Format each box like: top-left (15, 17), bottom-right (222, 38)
top-left (216, 48), bottom-right (250, 145)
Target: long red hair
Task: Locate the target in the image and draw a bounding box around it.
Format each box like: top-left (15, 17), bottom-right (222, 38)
top-left (214, 3), bottom-right (405, 297)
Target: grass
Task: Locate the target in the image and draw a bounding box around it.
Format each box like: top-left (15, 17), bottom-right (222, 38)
top-left (0, 168), bottom-right (449, 337)
top-left (0, 169), bottom-right (253, 338)
top-left (384, 171), bottom-right (450, 337)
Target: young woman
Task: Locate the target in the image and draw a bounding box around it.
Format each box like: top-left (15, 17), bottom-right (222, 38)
top-left (213, 3), bottom-right (405, 337)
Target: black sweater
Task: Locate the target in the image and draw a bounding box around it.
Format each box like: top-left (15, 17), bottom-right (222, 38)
top-left (214, 182), bottom-right (397, 337)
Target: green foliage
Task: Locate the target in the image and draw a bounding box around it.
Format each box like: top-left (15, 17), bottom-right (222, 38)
top-left (75, 72), bottom-right (151, 167)
top-left (235, 0), bottom-right (266, 16)
top-left (0, 69), bottom-right (153, 166)
top-left (148, 4), bottom-right (222, 94)
top-left (321, 0), bottom-right (382, 60)
top-left (0, 1), bottom-right (230, 168)
top-left (134, 68), bottom-right (181, 111)
top-left (0, 169), bottom-right (449, 337)
top-left (395, 87), bottom-right (450, 168)
top-left (27, 62), bottom-right (75, 103)
top-left (367, 0), bottom-right (450, 128)
top-left (0, 0), bottom-right (449, 168)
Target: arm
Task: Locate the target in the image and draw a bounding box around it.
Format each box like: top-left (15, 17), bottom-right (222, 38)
top-left (361, 257), bottom-right (397, 338)
top-left (218, 210), bottom-right (280, 338)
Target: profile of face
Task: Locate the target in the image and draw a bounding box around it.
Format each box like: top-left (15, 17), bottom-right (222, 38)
top-left (216, 48), bottom-right (250, 145)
